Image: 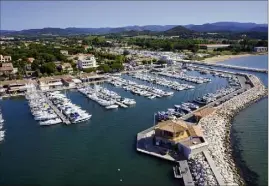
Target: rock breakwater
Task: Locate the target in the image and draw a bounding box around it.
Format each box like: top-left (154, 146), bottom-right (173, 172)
top-left (197, 74), bottom-right (267, 185)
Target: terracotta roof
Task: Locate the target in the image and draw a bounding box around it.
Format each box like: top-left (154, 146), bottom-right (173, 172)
top-left (187, 125), bottom-right (203, 137)
top-left (27, 58), bottom-right (35, 63)
top-left (155, 120), bottom-right (189, 133)
top-left (193, 107), bottom-right (216, 118)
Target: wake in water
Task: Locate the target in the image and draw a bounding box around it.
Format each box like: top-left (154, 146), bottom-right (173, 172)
top-left (0, 110), bottom-right (4, 142)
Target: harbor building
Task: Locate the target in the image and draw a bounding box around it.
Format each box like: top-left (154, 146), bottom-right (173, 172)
top-left (253, 47), bottom-right (267, 53)
top-left (154, 120), bottom-right (208, 159)
top-left (61, 77), bottom-right (82, 88)
top-left (78, 73), bottom-right (107, 83)
top-left (0, 79), bottom-right (35, 94)
top-left (77, 54), bottom-right (97, 70)
top-left (38, 77), bottom-right (64, 91)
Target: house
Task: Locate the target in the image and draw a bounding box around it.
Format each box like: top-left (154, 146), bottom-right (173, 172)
top-left (77, 54), bottom-right (97, 70)
top-left (27, 58), bottom-right (35, 63)
top-left (0, 55), bottom-right (12, 63)
top-left (59, 63), bottom-right (73, 73)
top-left (83, 45), bottom-right (91, 51)
top-left (60, 50), bottom-right (69, 55)
top-left (0, 63), bottom-right (14, 75)
top-left (198, 44), bottom-right (230, 50)
top-left (254, 47), bottom-right (267, 53)
top-left (154, 120), bottom-right (208, 159)
top-left (26, 58), bottom-right (35, 70)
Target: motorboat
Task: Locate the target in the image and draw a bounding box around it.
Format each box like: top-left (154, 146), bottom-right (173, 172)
top-left (40, 118), bottom-right (62, 126)
top-left (173, 165), bottom-right (183, 179)
top-left (105, 105), bottom-right (119, 109)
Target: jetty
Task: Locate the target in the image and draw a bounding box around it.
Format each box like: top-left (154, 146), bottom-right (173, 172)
top-left (115, 101), bottom-right (128, 108)
top-left (177, 60), bottom-right (268, 73)
top-left (41, 94), bottom-right (71, 125)
top-left (179, 161), bottom-right (195, 186)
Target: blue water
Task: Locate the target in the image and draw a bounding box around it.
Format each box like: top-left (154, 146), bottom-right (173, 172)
top-left (0, 73), bottom-right (228, 186)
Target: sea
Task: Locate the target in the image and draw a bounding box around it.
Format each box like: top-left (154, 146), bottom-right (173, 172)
top-left (0, 55), bottom-right (267, 186)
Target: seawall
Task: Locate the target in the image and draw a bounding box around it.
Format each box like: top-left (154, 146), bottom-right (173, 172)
top-left (197, 74), bottom-right (268, 185)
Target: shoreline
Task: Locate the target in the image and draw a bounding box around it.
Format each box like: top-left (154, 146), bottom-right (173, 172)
top-left (198, 75), bottom-right (268, 185)
top-left (201, 53), bottom-right (268, 64)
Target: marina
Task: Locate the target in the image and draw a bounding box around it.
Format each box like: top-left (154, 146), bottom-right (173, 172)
top-left (26, 87), bottom-right (64, 126)
top-left (78, 85), bottom-right (135, 109)
top-left (0, 55), bottom-right (267, 186)
top-left (131, 72), bottom-right (195, 91)
top-left (107, 76), bottom-right (174, 99)
top-left (157, 70), bottom-right (211, 84)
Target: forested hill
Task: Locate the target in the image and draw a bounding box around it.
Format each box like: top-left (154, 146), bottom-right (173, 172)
top-left (1, 22), bottom-right (267, 39)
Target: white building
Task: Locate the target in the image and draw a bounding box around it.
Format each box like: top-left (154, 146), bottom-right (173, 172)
top-left (254, 47), bottom-right (267, 53)
top-left (0, 55), bottom-right (12, 63)
top-left (77, 54), bottom-right (97, 70)
top-left (60, 50), bottom-right (69, 55)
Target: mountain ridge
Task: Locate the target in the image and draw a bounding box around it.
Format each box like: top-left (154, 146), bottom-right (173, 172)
top-left (0, 22), bottom-right (267, 36)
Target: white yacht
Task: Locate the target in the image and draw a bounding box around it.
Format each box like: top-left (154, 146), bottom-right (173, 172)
top-left (105, 105), bottom-right (119, 109)
top-left (40, 118), bottom-right (62, 126)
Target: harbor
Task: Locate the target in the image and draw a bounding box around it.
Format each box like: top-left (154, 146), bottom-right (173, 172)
top-left (136, 65), bottom-right (267, 186)
top-left (0, 55), bottom-right (267, 186)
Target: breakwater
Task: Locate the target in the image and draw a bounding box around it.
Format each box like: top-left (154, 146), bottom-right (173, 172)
top-left (197, 74), bottom-right (268, 185)
top-left (178, 60), bottom-right (268, 73)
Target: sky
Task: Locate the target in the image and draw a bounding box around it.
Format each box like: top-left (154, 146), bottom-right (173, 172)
top-left (0, 1), bottom-right (268, 30)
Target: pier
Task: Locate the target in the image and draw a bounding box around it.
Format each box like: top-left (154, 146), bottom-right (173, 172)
top-left (177, 60), bottom-right (268, 73)
top-left (115, 101), bottom-right (128, 108)
top-left (41, 94), bottom-right (71, 125)
top-left (203, 150), bottom-right (225, 186)
top-left (179, 161), bottom-right (195, 186)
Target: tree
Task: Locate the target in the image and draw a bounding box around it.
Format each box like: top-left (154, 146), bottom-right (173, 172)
top-left (111, 63), bottom-right (124, 72)
top-left (31, 60), bottom-right (41, 71)
top-left (98, 64), bottom-right (111, 73)
top-left (40, 62), bottom-right (56, 75)
top-left (83, 67), bottom-right (96, 73)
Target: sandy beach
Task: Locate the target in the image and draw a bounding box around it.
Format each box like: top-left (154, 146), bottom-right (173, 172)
top-left (201, 54), bottom-right (254, 64)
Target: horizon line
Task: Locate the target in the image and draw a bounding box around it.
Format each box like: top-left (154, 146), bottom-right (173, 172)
top-left (1, 21), bottom-right (268, 31)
